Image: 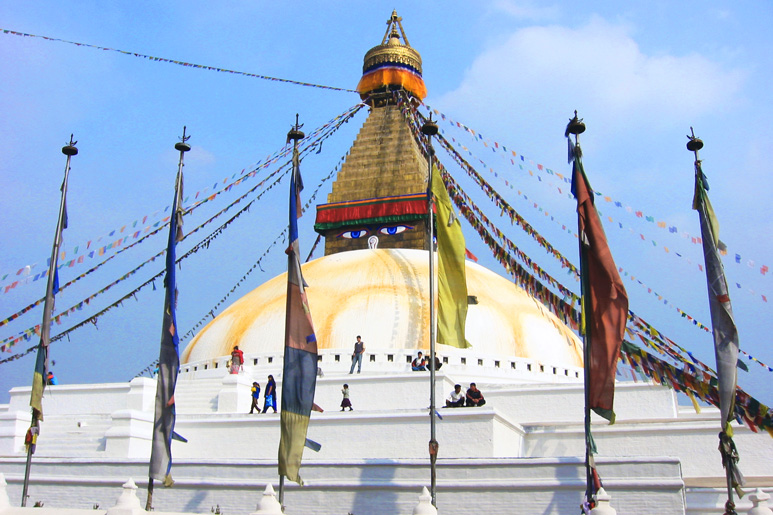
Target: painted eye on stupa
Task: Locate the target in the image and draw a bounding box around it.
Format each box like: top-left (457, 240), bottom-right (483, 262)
top-left (378, 225), bottom-right (413, 236)
top-left (338, 229), bottom-right (370, 239)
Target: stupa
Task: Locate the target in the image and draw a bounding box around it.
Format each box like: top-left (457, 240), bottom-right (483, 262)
top-left (0, 10), bottom-right (771, 515)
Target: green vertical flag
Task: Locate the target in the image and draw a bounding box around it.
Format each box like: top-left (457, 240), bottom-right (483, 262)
top-left (692, 156), bottom-right (745, 494)
top-left (431, 165), bottom-right (470, 348)
top-left (692, 165), bottom-right (741, 434)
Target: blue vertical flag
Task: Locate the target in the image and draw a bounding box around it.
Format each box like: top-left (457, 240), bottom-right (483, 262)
top-left (278, 138), bottom-right (319, 485)
top-left (149, 168), bottom-right (185, 486)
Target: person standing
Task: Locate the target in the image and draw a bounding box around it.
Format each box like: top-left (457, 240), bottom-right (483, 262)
top-left (340, 383), bottom-right (353, 411)
top-left (249, 382), bottom-right (261, 414)
top-left (262, 375), bottom-right (277, 413)
top-left (230, 345), bottom-right (244, 374)
top-left (349, 335), bottom-right (365, 374)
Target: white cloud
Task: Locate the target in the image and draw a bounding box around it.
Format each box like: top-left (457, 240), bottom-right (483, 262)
top-left (436, 16), bottom-right (746, 138)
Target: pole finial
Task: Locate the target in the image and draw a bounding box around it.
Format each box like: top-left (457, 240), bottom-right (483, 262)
top-left (62, 134), bottom-right (78, 156)
top-left (686, 127), bottom-right (703, 153)
top-left (565, 110), bottom-right (586, 137)
top-left (421, 114), bottom-right (438, 137)
top-left (287, 114), bottom-right (305, 141)
top-left (175, 126), bottom-right (191, 152)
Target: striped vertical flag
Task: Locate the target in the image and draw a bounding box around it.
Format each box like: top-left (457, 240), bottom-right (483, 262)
top-left (149, 168), bottom-right (185, 486)
top-left (278, 141), bottom-right (319, 485)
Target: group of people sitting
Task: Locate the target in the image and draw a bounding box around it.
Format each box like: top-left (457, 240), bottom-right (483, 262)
top-left (411, 351), bottom-right (442, 371)
top-left (445, 383), bottom-right (485, 408)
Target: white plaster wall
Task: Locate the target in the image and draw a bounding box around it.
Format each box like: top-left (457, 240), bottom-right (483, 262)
top-left (522, 416), bottom-right (773, 481)
top-left (165, 409), bottom-right (507, 461)
top-left (104, 410), bottom-right (153, 458)
top-left (484, 381), bottom-right (678, 424)
top-left (0, 457), bottom-right (686, 515)
top-left (6, 384), bottom-right (129, 416)
top-left (0, 412), bottom-right (30, 456)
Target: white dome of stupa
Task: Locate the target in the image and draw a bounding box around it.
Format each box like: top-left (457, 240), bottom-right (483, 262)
top-left (181, 248), bottom-right (583, 369)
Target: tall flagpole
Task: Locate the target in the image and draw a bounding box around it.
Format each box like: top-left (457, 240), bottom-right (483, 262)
top-left (565, 113), bottom-right (596, 511)
top-left (146, 126), bottom-right (189, 511)
top-left (421, 116), bottom-right (439, 507)
top-left (687, 129), bottom-right (742, 515)
top-left (21, 135), bottom-right (77, 507)
top-left (279, 114), bottom-right (305, 510)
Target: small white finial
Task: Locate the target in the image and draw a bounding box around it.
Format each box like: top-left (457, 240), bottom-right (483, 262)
top-left (412, 486), bottom-right (437, 515)
top-left (748, 489), bottom-right (773, 515)
top-left (590, 487), bottom-right (617, 515)
top-left (251, 484), bottom-right (283, 515)
top-left (106, 478), bottom-right (144, 515)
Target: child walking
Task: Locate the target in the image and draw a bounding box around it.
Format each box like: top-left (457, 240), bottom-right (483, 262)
top-left (340, 383), bottom-right (353, 411)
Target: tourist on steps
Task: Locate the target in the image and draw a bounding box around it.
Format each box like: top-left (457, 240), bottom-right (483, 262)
top-left (340, 383), bottom-right (353, 411)
top-left (249, 382), bottom-right (261, 414)
top-left (349, 335), bottom-right (365, 374)
top-left (262, 375), bottom-right (277, 413)
top-left (230, 345), bottom-right (244, 374)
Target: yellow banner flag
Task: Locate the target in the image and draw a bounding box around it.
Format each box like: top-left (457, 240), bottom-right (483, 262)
top-left (432, 165), bottom-right (470, 348)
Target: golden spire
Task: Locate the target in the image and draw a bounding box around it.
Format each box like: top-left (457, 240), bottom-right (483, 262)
top-left (357, 10), bottom-right (427, 103)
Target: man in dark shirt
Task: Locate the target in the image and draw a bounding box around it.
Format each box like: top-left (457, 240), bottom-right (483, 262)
top-left (466, 382), bottom-right (486, 407)
top-left (349, 335), bottom-right (365, 374)
top-left (411, 352), bottom-right (427, 371)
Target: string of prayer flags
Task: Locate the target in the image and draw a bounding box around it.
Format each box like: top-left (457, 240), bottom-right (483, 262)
top-left (1, 28), bottom-right (357, 93)
top-left (2, 146), bottom-right (346, 367)
top-left (427, 104), bottom-right (772, 285)
top-left (0, 104), bottom-right (364, 292)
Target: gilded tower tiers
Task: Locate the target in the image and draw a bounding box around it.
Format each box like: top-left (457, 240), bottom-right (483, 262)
top-left (314, 11), bottom-right (430, 256)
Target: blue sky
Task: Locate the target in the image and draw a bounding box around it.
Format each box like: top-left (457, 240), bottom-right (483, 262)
top-left (0, 1), bottom-right (771, 406)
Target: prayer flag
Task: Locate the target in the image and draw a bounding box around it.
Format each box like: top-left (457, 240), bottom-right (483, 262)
top-left (571, 143), bottom-right (628, 423)
top-left (30, 168), bottom-right (70, 420)
top-left (149, 165), bottom-right (185, 485)
top-left (692, 163), bottom-right (742, 440)
top-left (432, 165), bottom-right (470, 348)
top-left (279, 139), bottom-right (319, 485)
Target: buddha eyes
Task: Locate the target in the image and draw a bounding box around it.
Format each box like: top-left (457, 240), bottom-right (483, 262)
top-left (379, 225), bottom-right (413, 235)
top-left (337, 225), bottom-right (413, 238)
top-left (339, 229), bottom-right (369, 239)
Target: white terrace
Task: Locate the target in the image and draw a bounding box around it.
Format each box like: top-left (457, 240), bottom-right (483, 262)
top-left (1, 355), bottom-right (771, 514)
